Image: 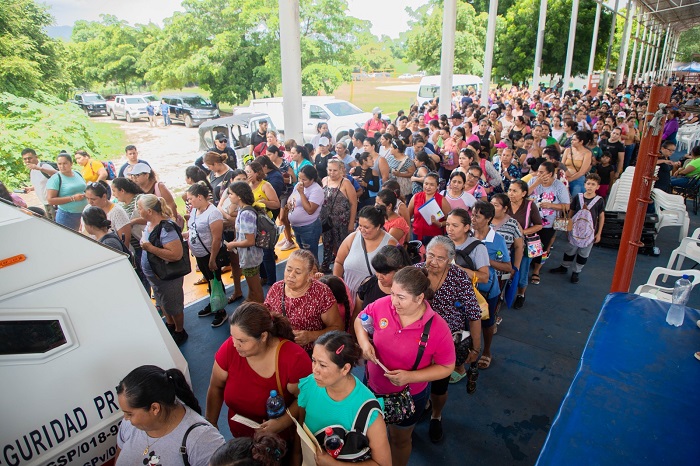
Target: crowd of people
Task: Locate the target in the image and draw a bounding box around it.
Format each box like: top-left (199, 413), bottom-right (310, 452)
top-left (5, 79), bottom-right (700, 466)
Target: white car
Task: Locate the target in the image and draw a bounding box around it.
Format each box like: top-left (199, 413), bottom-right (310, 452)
top-left (398, 73), bottom-right (415, 80)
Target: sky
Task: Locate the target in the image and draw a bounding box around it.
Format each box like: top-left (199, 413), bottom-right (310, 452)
top-left (42, 0), bottom-right (426, 38)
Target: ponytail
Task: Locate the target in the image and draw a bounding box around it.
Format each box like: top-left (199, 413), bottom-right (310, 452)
top-left (139, 193), bottom-right (173, 218)
top-left (117, 365), bottom-right (200, 415)
top-left (165, 368), bottom-right (201, 414)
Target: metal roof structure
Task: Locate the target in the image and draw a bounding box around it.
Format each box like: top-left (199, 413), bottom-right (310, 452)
top-left (638, 0), bottom-right (700, 32)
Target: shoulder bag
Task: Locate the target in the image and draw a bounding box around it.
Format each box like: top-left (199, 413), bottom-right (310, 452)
top-left (374, 316), bottom-right (434, 425)
top-left (553, 204), bottom-right (573, 232)
top-left (313, 398), bottom-right (382, 463)
top-left (147, 220), bottom-right (192, 280)
top-left (524, 201), bottom-right (544, 258)
top-left (191, 209), bottom-right (230, 268)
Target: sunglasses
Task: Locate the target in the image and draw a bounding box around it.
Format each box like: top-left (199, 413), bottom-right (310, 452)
top-left (217, 139), bottom-right (228, 143)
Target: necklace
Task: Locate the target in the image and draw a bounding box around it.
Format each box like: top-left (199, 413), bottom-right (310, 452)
top-left (144, 434), bottom-right (164, 455)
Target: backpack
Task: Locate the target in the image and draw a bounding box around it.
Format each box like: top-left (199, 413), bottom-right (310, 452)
top-left (313, 399), bottom-right (382, 463)
top-left (102, 161), bottom-right (117, 180)
top-left (241, 206), bottom-right (279, 250)
top-left (100, 232), bottom-right (135, 268)
top-left (40, 161), bottom-right (59, 179)
top-left (568, 194), bottom-right (601, 248)
top-left (454, 239), bottom-right (483, 271)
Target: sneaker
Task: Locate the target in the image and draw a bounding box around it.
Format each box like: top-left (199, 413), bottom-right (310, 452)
top-left (165, 323), bottom-right (176, 335)
top-left (513, 295), bottom-right (525, 309)
top-left (429, 418), bottom-right (443, 443)
top-left (550, 266), bottom-right (568, 274)
top-left (211, 310), bottom-right (228, 328)
top-left (198, 304), bottom-right (212, 317)
top-left (571, 272), bottom-right (580, 284)
top-left (280, 240), bottom-right (297, 251)
top-left (172, 329), bottom-right (189, 346)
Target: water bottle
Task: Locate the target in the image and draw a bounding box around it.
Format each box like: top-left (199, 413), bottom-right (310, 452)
top-left (666, 275), bottom-right (691, 327)
top-left (265, 390), bottom-right (285, 419)
top-left (466, 363), bottom-right (479, 395)
top-left (360, 312), bottom-right (374, 335)
top-left (323, 427), bottom-right (344, 459)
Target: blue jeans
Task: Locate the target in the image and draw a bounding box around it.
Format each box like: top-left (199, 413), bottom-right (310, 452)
top-left (55, 209), bottom-right (82, 231)
top-left (292, 219), bottom-right (322, 264)
top-left (518, 255), bottom-right (531, 289)
top-left (162, 112), bottom-right (171, 126)
top-left (262, 247), bottom-right (277, 286)
top-left (671, 176), bottom-right (693, 188)
top-left (624, 144), bottom-right (635, 169)
top-left (569, 177), bottom-right (585, 196)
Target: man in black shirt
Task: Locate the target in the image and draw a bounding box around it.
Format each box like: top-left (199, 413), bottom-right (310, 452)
top-left (599, 127), bottom-right (625, 177)
top-left (247, 119), bottom-right (268, 165)
top-left (195, 133), bottom-right (238, 173)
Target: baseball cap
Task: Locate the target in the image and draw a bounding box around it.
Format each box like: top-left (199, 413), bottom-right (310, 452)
top-left (130, 163), bottom-right (152, 175)
top-left (215, 133), bottom-right (228, 141)
top-left (451, 112), bottom-right (463, 119)
top-left (318, 136), bottom-right (330, 146)
top-left (372, 107), bottom-right (382, 114)
top-left (617, 111), bottom-right (626, 119)
top-left (494, 141), bottom-right (508, 149)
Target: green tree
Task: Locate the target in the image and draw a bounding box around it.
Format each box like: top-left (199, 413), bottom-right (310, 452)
top-left (301, 63), bottom-right (345, 94)
top-left (677, 26), bottom-right (700, 63)
top-left (0, 0), bottom-right (70, 97)
top-left (405, 1), bottom-right (487, 75)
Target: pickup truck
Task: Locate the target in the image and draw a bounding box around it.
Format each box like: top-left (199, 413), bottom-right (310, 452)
top-left (106, 95), bottom-right (150, 122)
top-left (68, 92), bottom-right (108, 116)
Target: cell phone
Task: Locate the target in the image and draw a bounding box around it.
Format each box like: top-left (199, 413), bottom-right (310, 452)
top-left (13, 189), bottom-right (25, 194)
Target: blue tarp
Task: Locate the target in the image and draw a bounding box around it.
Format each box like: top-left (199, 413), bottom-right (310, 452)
top-left (675, 61), bottom-right (700, 72)
top-left (536, 293), bottom-right (700, 466)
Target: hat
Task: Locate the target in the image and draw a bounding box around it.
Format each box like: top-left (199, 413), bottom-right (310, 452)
top-left (494, 141), bottom-right (508, 149)
top-left (130, 163), bottom-right (151, 175)
top-left (215, 133), bottom-right (228, 142)
top-left (451, 112), bottom-right (463, 119)
top-left (372, 107), bottom-right (382, 114)
top-left (318, 136), bottom-right (330, 146)
top-left (617, 111), bottom-right (626, 119)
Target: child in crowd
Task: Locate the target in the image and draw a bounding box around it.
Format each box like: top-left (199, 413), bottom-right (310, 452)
top-left (593, 152), bottom-right (616, 198)
top-left (549, 173), bottom-right (605, 284)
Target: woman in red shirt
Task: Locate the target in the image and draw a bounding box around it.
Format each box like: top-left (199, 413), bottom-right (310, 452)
top-left (205, 302), bottom-right (311, 451)
top-left (407, 173), bottom-right (452, 245)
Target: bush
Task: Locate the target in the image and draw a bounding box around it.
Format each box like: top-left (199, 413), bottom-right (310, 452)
top-left (0, 91), bottom-right (125, 189)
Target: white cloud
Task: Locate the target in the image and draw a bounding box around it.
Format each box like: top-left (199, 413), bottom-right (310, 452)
top-left (42, 0), bottom-right (422, 38)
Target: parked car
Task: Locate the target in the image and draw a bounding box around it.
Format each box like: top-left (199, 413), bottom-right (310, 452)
top-left (68, 92), bottom-right (108, 117)
top-left (198, 113), bottom-right (276, 168)
top-left (106, 95), bottom-right (149, 122)
top-left (235, 96), bottom-right (375, 143)
top-left (135, 92), bottom-right (161, 115)
top-left (161, 94), bottom-right (220, 128)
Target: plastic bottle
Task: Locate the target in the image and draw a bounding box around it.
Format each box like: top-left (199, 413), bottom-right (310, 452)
top-left (323, 427), bottom-right (344, 458)
top-left (666, 275), bottom-right (691, 327)
top-left (466, 363), bottom-right (479, 395)
top-left (360, 312), bottom-right (374, 335)
top-left (266, 390), bottom-right (285, 419)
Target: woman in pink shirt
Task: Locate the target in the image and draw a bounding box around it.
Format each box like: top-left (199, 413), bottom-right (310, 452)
top-left (355, 267), bottom-right (454, 466)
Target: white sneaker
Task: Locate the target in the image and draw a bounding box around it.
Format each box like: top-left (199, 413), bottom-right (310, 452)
top-left (280, 240), bottom-right (297, 251)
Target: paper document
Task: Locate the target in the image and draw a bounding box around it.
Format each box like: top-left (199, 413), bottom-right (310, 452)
top-left (375, 359), bottom-right (390, 373)
top-left (418, 197), bottom-right (445, 223)
top-left (287, 409), bottom-right (320, 466)
top-left (231, 414), bottom-right (261, 429)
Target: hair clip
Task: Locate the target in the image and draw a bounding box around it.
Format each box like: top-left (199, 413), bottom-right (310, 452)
top-left (335, 344), bottom-right (345, 355)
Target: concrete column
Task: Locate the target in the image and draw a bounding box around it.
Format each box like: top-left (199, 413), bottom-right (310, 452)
top-left (482, 0), bottom-right (499, 105)
top-left (562, 0), bottom-right (580, 94)
top-left (626, 9), bottom-right (641, 87)
top-left (602, 0), bottom-right (620, 92)
top-left (615, 1), bottom-right (635, 86)
top-left (532, 0), bottom-right (548, 92)
top-left (636, 16), bottom-right (648, 84)
top-left (650, 24), bottom-right (663, 81)
top-left (439, 0), bottom-right (457, 116)
top-left (587, 1), bottom-right (601, 80)
top-left (278, 0), bottom-right (303, 143)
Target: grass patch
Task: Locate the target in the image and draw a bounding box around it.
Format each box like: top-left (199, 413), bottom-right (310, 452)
top-left (332, 79), bottom-right (417, 117)
top-left (90, 120), bottom-right (128, 160)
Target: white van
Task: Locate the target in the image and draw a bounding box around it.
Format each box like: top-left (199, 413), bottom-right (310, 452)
top-left (0, 203), bottom-right (189, 466)
top-left (237, 96), bottom-right (374, 143)
top-left (416, 74), bottom-right (483, 107)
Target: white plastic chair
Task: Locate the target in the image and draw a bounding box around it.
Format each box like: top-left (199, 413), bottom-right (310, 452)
top-left (634, 267), bottom-right (700, 302)
top-left (677, 124), bottom-right (700, 151)
top-left (652, 189), bottom-right (690, 241)
top-left (663, 228), bottom-right (700, 282)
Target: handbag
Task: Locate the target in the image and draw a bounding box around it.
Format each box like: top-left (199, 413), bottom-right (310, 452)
top-left (147, 220), bottom-right (192, 280)
top-left (524, 201), bottom-right (544, 258)
top-left (192, 209), bottom-right (230, 268)
top-left (504, 266), bottom-right (519, 308)
top-left (472, 274), bottom-right (490, 320)
top-left (313, 399), bottom-right (382, 463)
top-left (553, 207), bottom-right (573, 232)
top-left (321, 180), bottom-right (343, 233)
top-left (375, 316), bottom-right (433, 425)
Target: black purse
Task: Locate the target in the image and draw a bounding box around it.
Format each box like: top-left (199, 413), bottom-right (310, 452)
top-left (374, 316), bottom-right (434, 424)
top-left (313, 399), bottom-right (382, 462)
top-left (147, 220), bottom-right (192, 280)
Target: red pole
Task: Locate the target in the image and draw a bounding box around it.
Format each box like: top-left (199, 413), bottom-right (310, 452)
top-left (610, 85), bottom-right (672, 293)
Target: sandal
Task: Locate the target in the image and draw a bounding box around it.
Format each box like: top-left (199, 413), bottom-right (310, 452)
top-left (449, 370), bottom-right (467, 384)
top-left (194, 277), bottom-right (208, 285)
top-left (478, 355), bottom-right (492, 370)
top-left (531, 274), bottom-right (541, 285)
top-left (227, 294), bottom-right (243, 304)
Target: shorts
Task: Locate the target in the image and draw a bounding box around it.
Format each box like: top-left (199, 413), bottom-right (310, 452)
top-left (150, 276), bottom-right (185, 316)
top-left (242, 266), bottom-right (260, 278)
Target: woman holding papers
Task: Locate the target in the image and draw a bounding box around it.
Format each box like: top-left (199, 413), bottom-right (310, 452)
top-left (407, 172), bottom-right (451, 245)
top-left (355, 267), bottom-right (454, 466)
top-left (297, 331), bottom-right (391, 465)
top-left (205, 303), bottom-right (311, 454)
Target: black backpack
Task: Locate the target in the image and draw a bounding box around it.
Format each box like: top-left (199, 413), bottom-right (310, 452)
top-left (241, 206), bottom-right (279, 250)
top-left (313, 399), bottom-right (382, 462)
top-left (100, 232), bottom-right (135, 268)
top-left (40, 161), bottom-right (59, 179)
top-left (454, 240), bottom-right (483, 271)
